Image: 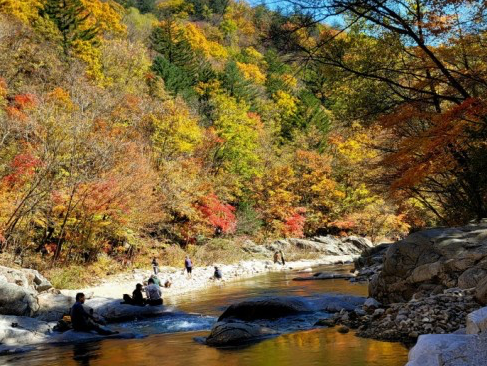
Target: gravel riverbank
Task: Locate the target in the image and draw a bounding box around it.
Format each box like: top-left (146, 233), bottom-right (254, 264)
top-left (68, 254), bottom-right (358, 300)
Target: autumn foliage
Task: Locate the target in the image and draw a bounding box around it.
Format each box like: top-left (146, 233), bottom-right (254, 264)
top-left (2, 0), bottom-right (466, 270)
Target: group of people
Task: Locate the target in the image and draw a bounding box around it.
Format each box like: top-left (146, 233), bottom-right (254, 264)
top-left (68, 254), bottom-right (226, 336)
top-left (122, 277), bottom-right (164, 306)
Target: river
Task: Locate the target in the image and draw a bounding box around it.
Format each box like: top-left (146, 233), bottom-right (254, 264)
top-left (0, 265), bottom-right (409, 366)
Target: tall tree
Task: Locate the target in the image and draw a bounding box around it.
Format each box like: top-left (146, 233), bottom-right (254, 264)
top-left (41, 0), bottom-right (99, 56)
top-left (291, 0), bottom-right (487, 223)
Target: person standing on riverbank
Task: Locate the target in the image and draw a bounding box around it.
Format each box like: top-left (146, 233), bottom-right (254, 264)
top-left (213, 266), bottom-right (222, 280)
top-left (185, 255), bottom-right (193, 278)
top-left (273, 251), bottom-right (280, 264)
top-left (152, 257), bottom-right (160, 275)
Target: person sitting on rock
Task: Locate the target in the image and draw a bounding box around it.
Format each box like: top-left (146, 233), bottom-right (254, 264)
top-left (122, 283), bottom-right (146, 306)
top-left (213, 266), bottom-right (222, 280)
top-left (145, 278), bottom-right (163, 306)
top-left (71, 293), bottom-right (117, 335)
top-left (148, 274), bottom-right (161, 287)
top-left (132, 283), bottom-right (145, 305)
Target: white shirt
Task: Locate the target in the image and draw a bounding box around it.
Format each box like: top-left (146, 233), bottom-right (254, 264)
top-left (145, 284), bottom-right (162, 300)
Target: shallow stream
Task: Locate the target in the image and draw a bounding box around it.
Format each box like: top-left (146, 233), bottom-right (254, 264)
top-left (1, 265), bottom-right (409, 366)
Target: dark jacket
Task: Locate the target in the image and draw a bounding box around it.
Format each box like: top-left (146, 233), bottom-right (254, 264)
top-left (70, 302), bottom-right (89, 330)
top-left (132, 288), bottom-right (145, 305)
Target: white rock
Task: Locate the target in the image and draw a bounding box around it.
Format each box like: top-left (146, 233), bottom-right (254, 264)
top-left (407, 334), bottom-right (476, 366)
top-left (466, 306), bottom-right (487, 334)
top-left (364, 298), bottom-right (382, 309)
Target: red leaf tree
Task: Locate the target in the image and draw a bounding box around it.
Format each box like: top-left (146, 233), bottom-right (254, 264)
top-left (198, 194), bottom-right (237, 235)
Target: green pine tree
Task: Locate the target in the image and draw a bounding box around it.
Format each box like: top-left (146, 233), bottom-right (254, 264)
top-left (41, 0), bottom-right (99, 56)
top-left (220, 61), bottom-right (258, 104)
top-left (151, 56), bottom-right (195, 98)
top-left (150, 20), bottom-right (195, 67)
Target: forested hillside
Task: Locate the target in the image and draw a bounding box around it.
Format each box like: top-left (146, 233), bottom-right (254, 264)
top-left (1, 0), bottom-right (484, 273)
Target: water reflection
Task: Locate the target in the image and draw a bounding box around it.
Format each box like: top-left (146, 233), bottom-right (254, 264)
top-left (3, 328), bottom-right (407, 366)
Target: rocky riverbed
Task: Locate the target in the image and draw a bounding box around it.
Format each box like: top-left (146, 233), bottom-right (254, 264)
top-left (0, 234), bottom-right (373, 355)
top-left (326, 288), bottom-right (480, 344)
top-left (346, 220), bottom-right (487, 365)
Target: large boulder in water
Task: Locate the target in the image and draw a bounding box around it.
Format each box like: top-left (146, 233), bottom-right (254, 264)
top-left (85, 297), bottom-right (176, 322)
top-left (205, 321), bottom-right (278, 347)
top-left (0, 282), bottom-right (39, 316)
top-left (293, 272), bottom-right (355, 281)
top-left (369, 222), bottom-right (487, 304)
top-left (218, 297), bottom-right (312, 322)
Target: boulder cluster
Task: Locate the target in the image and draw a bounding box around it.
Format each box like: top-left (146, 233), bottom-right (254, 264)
top-left (0, 265), bottom-right (52, 317)
top-left (369, 221), bottom-right (487, 304)
top-left (329, 289), bottom-right (480, 343)
top-left (203, 295), bottom-right (366, 347)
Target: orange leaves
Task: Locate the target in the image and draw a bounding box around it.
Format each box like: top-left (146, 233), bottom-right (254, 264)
top-left (2, 152), bottom-right (41, 187)
top-left (284, 207), bottom-right (306, 238)
top-left (47, 88), bottom-right (76, 111)
top-left (382, 98), bottom-right (486, 191)
top-left (5, 93), bottom-right (37, 121)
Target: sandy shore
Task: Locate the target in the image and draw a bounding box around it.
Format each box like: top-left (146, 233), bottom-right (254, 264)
top-left (64, 254), bottom-right (357, 301)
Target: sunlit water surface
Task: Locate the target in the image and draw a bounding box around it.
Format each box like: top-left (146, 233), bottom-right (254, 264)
top-left (1, 265), bottom-right (409, 366)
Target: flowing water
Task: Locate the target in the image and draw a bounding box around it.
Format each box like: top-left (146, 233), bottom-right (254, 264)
top-left (1, 265), bottom-right (409, 366)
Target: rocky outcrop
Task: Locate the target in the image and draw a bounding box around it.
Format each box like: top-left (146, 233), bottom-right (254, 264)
top-left (243, 235), bottom-right (374, 258)
top-left (369, 222), bottom-right (487, 304)
top-left (218, 297), bottom-right (312, 321)
top-left (204, 321), bottom-right (278, 347)
top-left (407, 306), bottom-right (487, 365)
top-left (0, 266), bottom-right (53, 317)
top-left (0, 283), bottom-right (39, 317)
top-left (0, 266), bottom-right (52, 293)
top-left (352, 243), bottom-right (390, 282)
